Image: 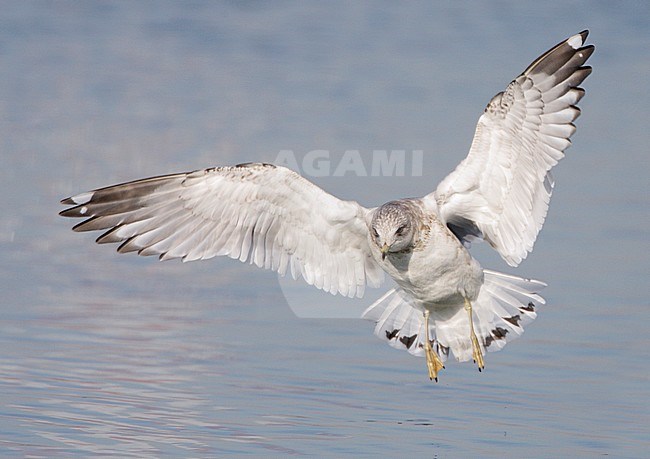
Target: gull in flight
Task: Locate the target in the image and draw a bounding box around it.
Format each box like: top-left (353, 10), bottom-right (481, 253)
top-left (61, 31), bottom-right (593, 381)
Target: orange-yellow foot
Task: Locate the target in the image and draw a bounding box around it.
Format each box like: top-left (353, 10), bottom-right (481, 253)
top-left (464, 298), bottom-right (485, 372)
top-left (423, 310), bottom-right (445, 381)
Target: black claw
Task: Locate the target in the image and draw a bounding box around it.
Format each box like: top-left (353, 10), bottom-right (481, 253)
top-left (478, 367), bottom-right (482, 372)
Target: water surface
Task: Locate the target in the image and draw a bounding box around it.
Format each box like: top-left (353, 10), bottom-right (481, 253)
top-left (0, 2), bottom-right (648, 457)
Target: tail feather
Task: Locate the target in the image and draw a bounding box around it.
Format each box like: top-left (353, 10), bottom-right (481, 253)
top-left (362, 288), bottom-right (450, 361)
top-left (361, 270), bottom-right (546, 363)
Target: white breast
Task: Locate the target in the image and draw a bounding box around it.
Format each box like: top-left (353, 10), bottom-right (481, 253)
top-left (371, 215), bottom-right (484, 309)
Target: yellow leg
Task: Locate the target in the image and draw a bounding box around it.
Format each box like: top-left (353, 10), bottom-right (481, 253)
top-left (423, 309), bottom-right (445, 381)
top-left (464, 298), bottom-right (485, 371)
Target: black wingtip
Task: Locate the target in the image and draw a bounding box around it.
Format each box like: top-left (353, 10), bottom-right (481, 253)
top-left (59, 205), bottom-right (85, 218)
top-left (71, 217), bottom-right (97, 232)
top-left (580, 46), bottom-right (596, 62)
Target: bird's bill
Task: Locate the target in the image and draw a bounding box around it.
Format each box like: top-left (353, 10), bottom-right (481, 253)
top-left (381, 243), bottom-right (389, 260)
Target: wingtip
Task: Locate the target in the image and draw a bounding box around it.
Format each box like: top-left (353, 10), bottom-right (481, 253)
top-left (60, 191), bottom-right (94, 206)
top-left (568, 30), bottom-right (589, 49)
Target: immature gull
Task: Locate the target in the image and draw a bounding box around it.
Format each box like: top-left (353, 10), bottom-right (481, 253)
top-left (61, 31), bottom-right (593, 381)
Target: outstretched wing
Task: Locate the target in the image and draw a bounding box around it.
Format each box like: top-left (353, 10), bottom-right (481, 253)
top-left (60, 163), bottom-right (383, 298)
top-left (428, 31), bottom-right (594, 266)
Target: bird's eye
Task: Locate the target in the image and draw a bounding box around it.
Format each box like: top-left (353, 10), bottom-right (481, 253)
top-left (395, 225), bottom-right (406, 236)
top-left (372, 228), bottom-right (379, 238)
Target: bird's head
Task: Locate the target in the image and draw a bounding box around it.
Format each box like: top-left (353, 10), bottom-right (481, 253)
top-left (370, 202), bottom-right (416, 260)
